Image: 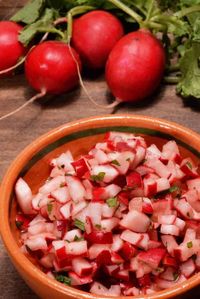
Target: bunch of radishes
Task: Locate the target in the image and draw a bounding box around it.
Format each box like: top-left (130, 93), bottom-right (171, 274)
top-left (15, 132), bottom-right (200, 296)
top-left (0, 9), bottom-right (166, 117)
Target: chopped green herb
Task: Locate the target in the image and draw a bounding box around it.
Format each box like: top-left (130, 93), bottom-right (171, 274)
top-left (169, 185), bottom-right (180, 193)
top-left (95, 224), bottom-right (102, 230)
top-left (111, 159), bottom-right (121, 166)
top-left (91, 172), bottom-right (105, 182)
top-left (74, 235), bottom-right (84, 241)
top-left (106, 197), bottom-right (119, 208)
top-left (47, 202), bottom-right (53, 214)
top-left (186, 161), bottom-right (192, 169)
top-left (173, 272), bottom-right (179, 281)
top-left (155, 267), bottom-right (164, 273)
top-left (187, 241), bottom-right (193, 248)
top-left (55, 274), bottom-right (71, 286)
top-left (15, 221), bottom-right (23, 229)
top-left (74, 219), bottom-right (85, 231)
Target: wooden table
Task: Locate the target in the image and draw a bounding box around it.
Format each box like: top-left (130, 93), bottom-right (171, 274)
top-left (0, 1), bottom-right (200, 298)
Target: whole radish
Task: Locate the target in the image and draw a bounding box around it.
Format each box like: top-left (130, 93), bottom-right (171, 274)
top-left (106, 30), bottom-right (166, 103)
top-left (72, 10), bottom-right (124, 69)
top-left (0, 21), bottom-right (26, 72)
top-left (25, 41), bottom-right (81, 94)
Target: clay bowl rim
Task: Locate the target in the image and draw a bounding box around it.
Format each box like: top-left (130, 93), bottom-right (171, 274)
top-left (0, 114), bottom-right (200, 299)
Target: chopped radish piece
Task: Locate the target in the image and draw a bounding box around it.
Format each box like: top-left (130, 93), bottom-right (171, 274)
top-left (51, 187), bottom-right (71, 204)
top-left (90, 164), bottom-right (119, 183)
top-left (39, 176), bottom-right (66, 194)
top-left (72, 257), bottom-right (93, 276)
top-left (160, 224), bottom-right (180, 236)
top-left (158, 215), bottom-right (176, 225)
top-left (63, 229), bottom-right (82, 242)
top-left (137, 248), bottom-right (166, 269)
top-left (120, 230), bottom-right (143, 246)
top-left (69, 271), bottom-right (93, 286)
top-left (15, 178), bottom-right (35, 214)
top-left (65, 176), bottom-right (86, 203)
top-left (120, 210), bottom-right (150, 233)
top-left (180, 258), bottom-right (195, 277)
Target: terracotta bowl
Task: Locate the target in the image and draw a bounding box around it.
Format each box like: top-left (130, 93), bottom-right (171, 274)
top-left (0, 114), bottom-right (200, 299)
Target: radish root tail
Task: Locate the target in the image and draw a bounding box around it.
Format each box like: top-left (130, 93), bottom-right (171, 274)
top-left (68, 44), bottom-right (120, 110)
top-left (0, 56), bottom-right (26, 75)
top-left (0, 90), bottom-right (46, 121)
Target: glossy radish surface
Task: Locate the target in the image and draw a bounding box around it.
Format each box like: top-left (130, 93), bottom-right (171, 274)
top-left (25, 41), bottom-right (81, 94)
top-left (106, 30), bottom-right (166, 102)
top-left (72, 10), bottom-right (124, 69)
top-left (15, 132), bottom-right (200, 296)
top-left (0, 21), bottom-right (26, 72)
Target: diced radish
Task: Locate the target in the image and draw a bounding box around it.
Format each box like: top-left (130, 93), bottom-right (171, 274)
top-left (52, 151), bottom-right (74, 173)
top-left (143, 176), bottom-right (157, 197)
top-left (163, 255), bottom-right (178, 268)
top-left (131, 145), bottom-right (146, 169)
top-left (180, 258), bottom-right (195, 277)
top-left (120, 210), bottom-right (150, 233)
top-left (50, 166), bottom-right (65, 178)
top-left (65, 176), bottom-right (86, 203)
top-left (162, 141), bottom-right (180, 162)
top-left (71, 201), bottom-right (87, 218)
top-left (72, 257), bottom-right (93, 276)
top-left (60, 202), bottom-right (71, 220)
top-left (63, 229), bottom-right (82, 242)
top-left (71, 158), bottom-right (89, 178)
top-left (174, 239), bottom-right (200, 262)
top-left (180, 158), bottom-right (198, 178)
top-left (90, 164), bottom-right (119, 183)
top-left (82, 179), bottom-right (93, 200)
top-left (135, 165), bottom-right (155, 176)
top-left (156, 178), bottom-right (170, 193)
top-left (85, 231), bottom-right (113, 244)
top-left (155, 275), bottom-right (186, 289)
top-left (65, 241), bottom-right (87, 257)
top-left (25, 236), bottom-right (48, 251)
top-left (101, 217), bottom-right (119, 232)
top-left (138, 273), bottom-right (151, 287)
top-left (160, 267), bottom-right (177, 281)
top-left (69, 271), bottom-right (93, 286)
top-left (174, 198), bottom-right (194, 219)
top-left (111, 234), bottom-right (124, 252)
top-left (183, 189), bottom-right (200, 212)
top-left (146, 144), bottom-right (162, 159)
top-left (160, 224), bottom-right (180, 236)
top-left (146, 159), bottom-right (171, 179)
top-left (161, 235), bottom-right (178, 256)
top-left (174, 217), bottom-right (186, 231)
top-left (87, 202), bottom-right (102, 225)
top-left (39, 176), bottom-right (66, 194)
top-left (109, 151), bottom-right (135, 175)
top-left (137, 233), bottom-right (150, 250)
top-left (90, 282), bottom-right (109, 296)
top-left (39, 253), bottom-right (54, 268)
top-left (120, 230), bottom-right (143, 246)
top-left (123, 286), bottom-right (140, 296)
top-left (29, 214), bottom-right (46, 226)
top-left (137, 248), bottom-right (166, 269)
top-left (102, 203), bottom-right (116, 218)
top-left (89, 244), bottom-right (111, 259)
top-left (32, 193), bottom-right (44, 211)
top-left (126, 171), bottom-right (142, 188)
top-left (104, 264), bottom-right (120, 276)
top-left (51, 187), bottom-right (71, 204)
top-left (158, 215), bottom-right (176, 225)
top-left (15, 178), bottom-right (35, 214)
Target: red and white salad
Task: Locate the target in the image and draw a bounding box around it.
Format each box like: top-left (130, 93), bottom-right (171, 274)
top-left (15, 132), bottom-right (200, 296)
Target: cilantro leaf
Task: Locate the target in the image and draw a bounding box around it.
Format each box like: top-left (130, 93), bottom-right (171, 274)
top-left (74, 219), bottom-right (85, 231)
top-left (91, 172), bottom-right (105, 182)
top-left (111, 159), bottom-right (121, 166)
top-left (11, 0), bottom-right (45, 24)
top-left (55, 274), bottom-right (71, 286)
top-left (169, 185), bottom-right (180, 193)
top-left (177, 42), bottom-right (200, 99)
top-left (47, 202), bottom-right (53, 214)
top-left (186, 161), bottom-right (193, 169)
top-left (74, 235), bottom-right (84, 241)
top-left (187, 241), bottom-right (193, 248)
top-left (106, 197), bottom-right (119, 208)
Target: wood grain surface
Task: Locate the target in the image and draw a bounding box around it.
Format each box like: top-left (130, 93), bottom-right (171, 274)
top-left (0, 1), bottom-right (200, 298)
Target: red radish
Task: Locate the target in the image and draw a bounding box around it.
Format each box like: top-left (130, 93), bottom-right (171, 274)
top-left (106, 30), bottom-right (165, 103)
top-left (72, 10), bottom-right (124, 69)
top-left (25, 41), bottom-right (81, 94)
top-left (0, 21), bottom-right (26, 73)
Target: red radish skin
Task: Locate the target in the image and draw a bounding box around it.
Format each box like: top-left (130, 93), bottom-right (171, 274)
top-left (25, 41), bottom-right (81, 94)
top-left (0, 21), bottom-right (26, 72)
top-left (106, 30), bottom-right (166, 102)
top-left (72, 10), bottom-right (124, 69)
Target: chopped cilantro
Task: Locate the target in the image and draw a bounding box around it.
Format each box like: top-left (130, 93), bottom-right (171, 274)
top-left (173, 272), bottom-right (179, 281)
top-left (74, 219), bottom-right (85, 231)
top-left (91, 172), bottom-right (105, 182)
top-left (169, 185), bottom-right (180, 193)
top-left (47, 202), bottom-right (53, 214)
top-left (106, 197), bottom-right (119, 208)
top-left (155, 267), bottom-right (164, 273)
top-left (60, 182), bottom-right (65, 187)
top-left (186, 161), bottom-right (192, 169)
top-left (55, 274), bottom-right (71, 286)
top-left (15, 220), bottom-right (23, 229)
top-left (74, 235), bottom-right (84, 241)
top-left (111, 159), bottom-right (121, 166)
top-left (95, 224), bottom-right (102, 230)
top-left (187, 241), bottom-right (193, 248)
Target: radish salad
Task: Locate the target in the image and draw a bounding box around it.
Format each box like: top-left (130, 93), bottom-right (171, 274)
top-left (15, 132), bottom-right (200, 296)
